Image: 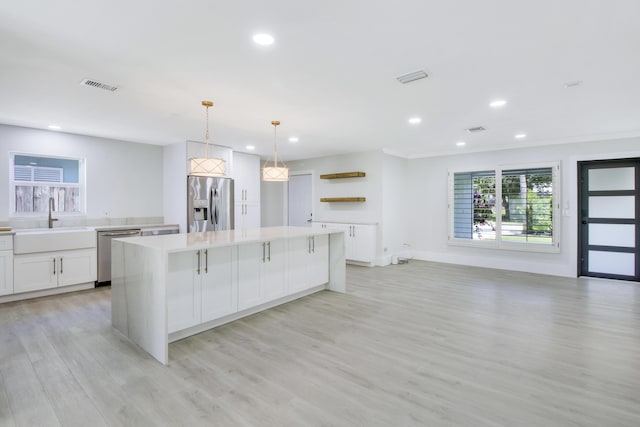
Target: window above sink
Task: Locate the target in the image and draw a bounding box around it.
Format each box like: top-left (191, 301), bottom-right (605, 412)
top-left (10, 152), bottom-right (86, 217)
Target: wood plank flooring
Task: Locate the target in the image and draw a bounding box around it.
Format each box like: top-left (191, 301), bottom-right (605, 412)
top-left (1, 261), bottom-right (639, 426)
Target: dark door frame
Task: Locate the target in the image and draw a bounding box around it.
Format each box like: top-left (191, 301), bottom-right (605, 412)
top-left (577, 158), bottom-right (640, 281)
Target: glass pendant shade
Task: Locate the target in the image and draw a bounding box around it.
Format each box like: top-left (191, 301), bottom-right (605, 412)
top-left (262, 120), bottom-right (289, 182)
top-left (188, 100), bottom-right (226, 177)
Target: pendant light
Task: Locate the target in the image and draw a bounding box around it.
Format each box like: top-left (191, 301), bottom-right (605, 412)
top-left (189, 100), bottom-right (226, 176)
top-left (262, 120), bottom-right (289, 182)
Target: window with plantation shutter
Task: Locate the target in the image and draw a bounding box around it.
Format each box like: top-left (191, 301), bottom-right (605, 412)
top-left (449, 162), bottom-right (560, 252)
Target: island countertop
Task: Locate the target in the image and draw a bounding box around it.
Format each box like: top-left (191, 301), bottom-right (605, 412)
top-left (115, 225), bottom-right (344, 253)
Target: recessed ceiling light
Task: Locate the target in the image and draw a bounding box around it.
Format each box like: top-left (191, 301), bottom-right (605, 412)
top-left (408, 117), bottom-right (422, 124)
top-left (48, 125), bottom-right (61, 130)
top-left (489, 100), bottom-right (507, 108)
top-left (246, 145), bottom-right (255, 150)
top-left (288, 137), bottom-right (299, 143)
top-left (514, 133), bottom-right (527, 139)
top-left (253, 33), bottom-right (274, 45)
top-left (456, 141), bottom-right (466, 147)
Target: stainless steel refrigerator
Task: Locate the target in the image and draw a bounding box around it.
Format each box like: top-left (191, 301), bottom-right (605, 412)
top-left (187, 176), bottom-right (234, 232)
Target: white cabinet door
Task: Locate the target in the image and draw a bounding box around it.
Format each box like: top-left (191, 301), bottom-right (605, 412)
top-left (308, 235), bottom-right (329, 287)
top-left (14, 253), bottom-right (57, 293)
top-left (238, 243), bottom-right (263, 310)
top-left (167, 251), bottom-right (201, 334)
top-left (0, 250), bottom-right (14, 296)
top-left (288, 237), bottom-right (311, 293)
top-left (289, 235), bottom-right (329, 293)
top-left (233, 152), bottom-right (261, 203)
top-left (201, 247), bottom-right (237, 322)
top-left (351, 225), bottom-right (376, 263)
top-left (57, 249), bottom-right (97, 287)
top-left (235, 201), bottom-right (261, 230)
top-left (261, 239), bottom-right (286, 301)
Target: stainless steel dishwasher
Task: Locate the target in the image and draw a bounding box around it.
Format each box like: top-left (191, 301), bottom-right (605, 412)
top-left (97, 229), bottom-right (141, 285)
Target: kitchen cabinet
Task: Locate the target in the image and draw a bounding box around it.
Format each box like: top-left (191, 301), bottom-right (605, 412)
top-left (167, 247), bottom-right (237, 333)
top-left (235, 201), bottom-right (261, 229)
top-left (313, 222), bottom-right (376, 264)
top-left (233, 152), bottom-right (261, 229)
top-left (238, 239), bottom-right (286, 310)
top-left (0, 235), bottom-right (13, 296)
top-left (289, 235), bottom-right (329, 293)
top-left (13, 248), bottom-right (97, 294)
top-left (111, 226), bottom-right (346, 364)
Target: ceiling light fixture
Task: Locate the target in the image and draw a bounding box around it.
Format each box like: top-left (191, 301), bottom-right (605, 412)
top-left (47, 125), bottom-right (61, 130)
top-left (564, 80), bottom-right (583, 88)
top-left (489, 100), bottom-right (507, 108)
top-left (408, 117), bottom-right (422, 124)
top-left (456, 141), bottom-right (466, 147)
top-left (246, 145), bottom-right (255, 150)
top-left (188, 100), bottom-right (226, 177)
top-left (288, 137), bottom-right (299, 143)
top-left (262, 120), bottom-right (289, 182)
top-left (514, 133), bottom-right (527, 139)
top-left (253, 33), bottom-right (274, 45)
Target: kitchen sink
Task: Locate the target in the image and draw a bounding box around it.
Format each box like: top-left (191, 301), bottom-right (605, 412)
top-left (14, 227), bottom-right (96, 254)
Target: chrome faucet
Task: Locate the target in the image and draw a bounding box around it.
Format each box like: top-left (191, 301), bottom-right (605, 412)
top-left (48, 197), bottom-right (59, 228)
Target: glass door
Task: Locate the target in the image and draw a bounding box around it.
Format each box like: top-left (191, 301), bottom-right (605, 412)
top-left (578, 159), bottom-right (639, 281)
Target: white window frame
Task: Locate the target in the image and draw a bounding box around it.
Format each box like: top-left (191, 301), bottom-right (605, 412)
top-left (448, 161), bottom-right (561, 253)
top-left (9, 152), bottom-right (87, 217)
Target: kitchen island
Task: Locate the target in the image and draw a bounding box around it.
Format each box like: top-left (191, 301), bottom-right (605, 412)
top-left (111, 226), bottom-right (345, 364)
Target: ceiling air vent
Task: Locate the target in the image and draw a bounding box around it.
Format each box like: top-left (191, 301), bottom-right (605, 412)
top-left (80, 78), bottom-right (118, 92)
top-left (466, 126), bottom-right (487, 133)
top-left (396, 70), bottom-right (429, 84)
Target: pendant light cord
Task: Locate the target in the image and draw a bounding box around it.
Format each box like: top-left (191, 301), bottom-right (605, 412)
top-left (204, 104), bottom-right (210, 158)
top-left (273, 123), bottom-right (278, 167)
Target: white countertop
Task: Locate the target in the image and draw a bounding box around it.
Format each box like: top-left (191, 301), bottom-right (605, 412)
top-left (115, 226), bottom-right (343, 253)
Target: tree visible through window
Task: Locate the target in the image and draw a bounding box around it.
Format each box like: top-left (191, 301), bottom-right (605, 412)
top-left (450, 164), bottom-right (558, 250)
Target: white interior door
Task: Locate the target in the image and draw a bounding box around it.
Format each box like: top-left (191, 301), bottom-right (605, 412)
top-left (579, 159), bottom-right (639, 281)
top-left (288, 174), bottom-right (313, 227)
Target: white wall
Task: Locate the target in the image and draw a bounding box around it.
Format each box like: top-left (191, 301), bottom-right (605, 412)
top-left (407, 136), bottom-right (640, 277)
top-left (0, 124), bottom-right (164, 226)
top-left (382, 154), bottom-right (410, 263)
top-left (260, 180), bottom-right (286, 227)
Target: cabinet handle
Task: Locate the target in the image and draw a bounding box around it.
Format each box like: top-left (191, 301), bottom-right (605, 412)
top-left (267, 241), bottom-right (271, 262)
top-left (204, 249), bottom-right (208, 274)
top-left (60, 257), bottom-right (63, 274)
top-left (196, 250), bottom-right (201, 274)
top-left (312, 236), bottom-right (315, 253)
top-left (308, 237), bottom-right (311, 254)
top-left (53, 258), bottom-right (56, 275)
top-left (352, 226), bottom-right (356, 238)
top-left (262, 242), bottom-right (266, 263)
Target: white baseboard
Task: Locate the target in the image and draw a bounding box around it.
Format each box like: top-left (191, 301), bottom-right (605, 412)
top-left (412, 250), bottom-right (576, 278)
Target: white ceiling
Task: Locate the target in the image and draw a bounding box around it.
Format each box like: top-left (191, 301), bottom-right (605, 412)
top-left (1, 1), bottom-right (639, 160)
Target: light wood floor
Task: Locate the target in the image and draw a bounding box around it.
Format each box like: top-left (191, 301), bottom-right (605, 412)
top-left (1, 261), bottom-right (639, 426)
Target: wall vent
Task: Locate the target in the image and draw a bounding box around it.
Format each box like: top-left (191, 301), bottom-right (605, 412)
top-left (466, 126), bottom-right (487, 133)
top-left (80, 78), bottom-right (118, 92)
top-left (396, 70), bottom-right (429, 84)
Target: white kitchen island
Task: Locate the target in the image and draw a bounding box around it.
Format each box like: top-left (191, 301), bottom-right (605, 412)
top-left (111, 226), bottom-right (345, 364)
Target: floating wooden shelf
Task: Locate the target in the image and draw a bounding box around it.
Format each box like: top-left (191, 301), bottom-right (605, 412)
top-left (320, 197), bottom-right (366, 203)
top-left (320, 171), bottom-right (366, 179)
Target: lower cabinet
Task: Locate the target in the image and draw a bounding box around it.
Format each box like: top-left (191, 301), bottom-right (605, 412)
top-left (238, 240), bottom-right (286, 311)
top-left (313, 222), bottom-right (376, 264)
top-left (13, 248), bottom-right (96, 294)
top-left (0, 250), bottom-right (14, 296)
top-left (167, 246), bottom-right (237, 334)
top-left (289, 235), bottom-right (329, 293)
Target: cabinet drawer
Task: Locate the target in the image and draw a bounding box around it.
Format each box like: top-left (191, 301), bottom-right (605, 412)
top-left (0, 235), bottom-right (13, 251)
